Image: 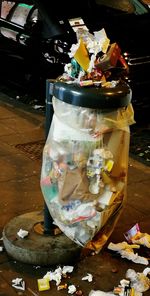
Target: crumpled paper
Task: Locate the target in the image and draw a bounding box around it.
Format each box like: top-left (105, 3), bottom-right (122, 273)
top-left (89, 267), bottom-right (150, 296)
top-left (43, 265), bottom-right (74, 286)
top-left (82, 273), bottom-right (93, 282)
top-left (61, 27), bottom-right (127, 84)
top-left (108, 241), bottom-right (149, 265)
top-left (17, 229), bottom-right (29, 239)
top-left (68, 284), bottom-right (77, 294)
top-left (126, 268), bottom-right (150, 293)
top-left (12, 278), bottom-right (25, 291)
top-left (89, 291), bottom-right (114, 296)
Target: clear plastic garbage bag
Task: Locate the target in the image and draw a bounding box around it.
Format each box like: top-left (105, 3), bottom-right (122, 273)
top-left (40, 96), bottom-right (135, 252)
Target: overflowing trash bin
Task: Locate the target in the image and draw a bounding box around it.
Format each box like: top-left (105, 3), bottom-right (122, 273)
top-left (40, 79), bottom-right (134, 252)
top-left (40, 27), bottom-right (135, 253)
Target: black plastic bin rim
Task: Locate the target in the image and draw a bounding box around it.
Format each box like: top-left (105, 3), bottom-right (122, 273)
top-left (52, 81), bottom-right (132, 109)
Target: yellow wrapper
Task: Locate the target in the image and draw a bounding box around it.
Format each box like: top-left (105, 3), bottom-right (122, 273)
top-left (101, 171), bottom-right (113, 185)
top-left (105, 160), bottom-right (114, 172)
top-left (130, 288), bottom-right (135, 296)
top-left (102, 37), bottom-right (110, 53)
top-left (74, 38), bottom-right (90, 71)
top-left (37, 278), bottom-right (50, 291)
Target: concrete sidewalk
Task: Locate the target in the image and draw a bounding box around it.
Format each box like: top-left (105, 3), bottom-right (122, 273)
top-left (0, 94), bottom-right (150, 295)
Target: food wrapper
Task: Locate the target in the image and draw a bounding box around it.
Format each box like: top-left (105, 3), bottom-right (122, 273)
top-left (97, 43), bottom-right (121, 71)
top-left (40, 97), bottom-right (134, 252)
top-left (74, 38), bottom-right (90, 71)
top-left (37, 278), bottom-right (50, 291)
top-left (124, 223), bottom-right (150, 248)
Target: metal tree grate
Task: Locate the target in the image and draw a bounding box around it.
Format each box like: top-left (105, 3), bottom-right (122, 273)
top-left (15, 140), bottom-right (45, 161)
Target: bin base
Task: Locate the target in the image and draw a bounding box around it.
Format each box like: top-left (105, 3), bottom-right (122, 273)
top-left (2, 211), bottom-right (81, 266)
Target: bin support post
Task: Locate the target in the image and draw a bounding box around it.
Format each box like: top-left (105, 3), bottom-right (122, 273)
top-left (43, 79), bottom-right (54, 233)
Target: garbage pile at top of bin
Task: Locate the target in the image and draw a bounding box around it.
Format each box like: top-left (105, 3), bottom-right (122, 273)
top-left (40, 28), bottom-right (135, 253)
top-left (59, 27), bottom-right (128, 87)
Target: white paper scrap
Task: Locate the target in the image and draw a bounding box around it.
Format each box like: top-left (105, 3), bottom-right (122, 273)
top-left (89, 290), bottom-right (114, 296)
top-left (68, 284), bottom-right (77, 294)
top-left (17, 229), bottom-right (29, 238)
top-left (82, 273), bottom-right (93, 282)
top-left (143, 267), bottom-right (150, 276)
top-left (62, 265), bottom-right (74, 274)
top-left (43, 267), bottom-right (62, 286)
top-left (12, 278), bottom-right (25, 291)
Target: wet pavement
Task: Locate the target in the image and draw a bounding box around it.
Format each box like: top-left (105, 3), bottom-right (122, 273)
top-left (130, 125), bottom-right (150, 166)
top-left (0, 91), bottom-right (150, 296)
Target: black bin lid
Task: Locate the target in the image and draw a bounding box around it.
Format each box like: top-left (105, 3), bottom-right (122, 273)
top-left (51, 80), bottom-right (132, 109)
